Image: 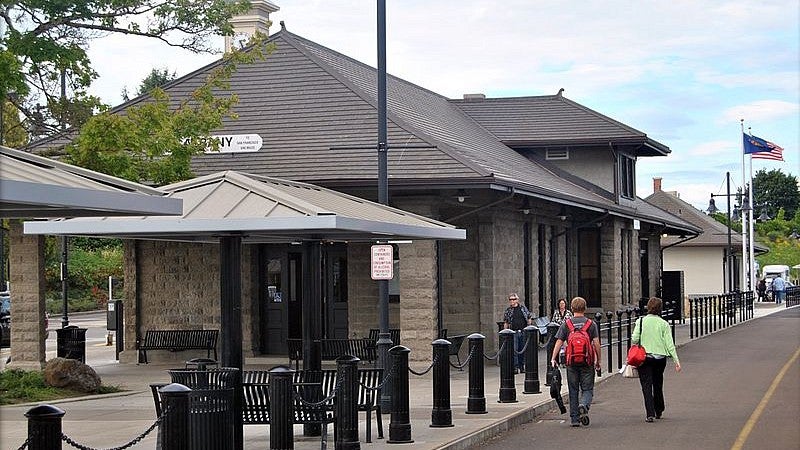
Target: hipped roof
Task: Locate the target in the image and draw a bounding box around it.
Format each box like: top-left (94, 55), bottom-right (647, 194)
top-left (0, 145), bottom-right (182, 218)
top-left (24, 171), bottom-right (465, 243)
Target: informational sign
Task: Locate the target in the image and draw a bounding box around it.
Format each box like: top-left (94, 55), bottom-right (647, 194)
top-left (371, 245), bottom-right (394, 280)
top-left (208, 134), bottom-right (263, 153)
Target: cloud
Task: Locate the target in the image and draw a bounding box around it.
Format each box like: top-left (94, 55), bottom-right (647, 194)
top-left (720, 100), bottom-right (800, 124)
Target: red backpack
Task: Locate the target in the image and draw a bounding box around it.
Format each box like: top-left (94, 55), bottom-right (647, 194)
top-left (565, 319), bottom-right (595, 366)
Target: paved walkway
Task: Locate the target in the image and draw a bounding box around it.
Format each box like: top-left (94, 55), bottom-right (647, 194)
top-left (0, 302), bottom-right (789, 450)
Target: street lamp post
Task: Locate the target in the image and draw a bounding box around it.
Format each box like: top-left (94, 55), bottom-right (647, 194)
top-left (707, 171), bottom-right (737, 293)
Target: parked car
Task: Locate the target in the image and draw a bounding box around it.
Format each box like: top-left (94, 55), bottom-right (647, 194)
top-left (0, 291), bottom-right (49, 347)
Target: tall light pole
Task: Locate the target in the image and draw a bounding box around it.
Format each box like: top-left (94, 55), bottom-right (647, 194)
top-left (707, 172), bottom-right (737, 292)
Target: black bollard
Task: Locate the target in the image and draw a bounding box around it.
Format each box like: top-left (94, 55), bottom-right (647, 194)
top-left (160, 383), bottom-right (191, 450)
top-left (544, 322), bottom-right (559, 386)
top-left (430, 338), bottom-right (453, 427)
top-left (522, 325), bottom-right (540, 394)
top-left (25, 404), bottom-right (65, 450)
top-left (465, 333), bottom-right (487, 414)
top-left (498, 328), bottom-right (517, 403)
top-left (387, 345), bottom-right (413, 444)
top-left (269, 366), bottom-right (295, 450)
top-left (335, 355), bottom-right (361, 449)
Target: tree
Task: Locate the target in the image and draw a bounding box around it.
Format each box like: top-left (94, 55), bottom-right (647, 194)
top-left (1, 99), bottom-right (28, 147)
top-left (753, 169), bottom-right (800, 221)
top-left (122, 68), bottom-right (178, 102)
top-left (66, 36), bottom-right (273, 185)
top-left (0, 0), bottom-right (251, 138)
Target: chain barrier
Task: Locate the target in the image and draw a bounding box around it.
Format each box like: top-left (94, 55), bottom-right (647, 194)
top-left (483, 339), bottom-right (506, 361)
top-left (513, 333), bottom-right (531, 355)
top-left (448, 344), bottom-right (475, 370)
top-left (292, 376), bottom-right (342, 407)
top-left (408, 354), bottom-right (439, 376)
top-left (61, 406), bottom-right (169, 450)
top-left (358, 364), bottom-right (396, 391)
top-left (15, 438), bottom-right (29, 450)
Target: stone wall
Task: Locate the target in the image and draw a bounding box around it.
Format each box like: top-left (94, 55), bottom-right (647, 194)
top-left (7, 221), bottom-right (46, 369)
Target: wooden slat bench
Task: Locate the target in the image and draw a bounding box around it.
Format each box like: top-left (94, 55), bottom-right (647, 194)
top-left (138, 329), bottom-right (219, 364)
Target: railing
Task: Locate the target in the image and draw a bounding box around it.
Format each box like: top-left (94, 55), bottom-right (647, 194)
top-left (785, 285), bottom-right (800, 307)
top-left (689, 291), bottom-right (754, 339)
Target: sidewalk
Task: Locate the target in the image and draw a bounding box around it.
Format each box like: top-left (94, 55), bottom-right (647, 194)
top-left (0, 303), bottom-right (790, 450)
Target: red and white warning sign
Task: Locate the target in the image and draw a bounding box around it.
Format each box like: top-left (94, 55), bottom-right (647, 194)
top-left (370, 245), bottom-right (394, 280)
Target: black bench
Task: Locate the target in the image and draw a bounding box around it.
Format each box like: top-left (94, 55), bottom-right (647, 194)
top-left (242, 367), bottom-right (384, 443)
top-left (367, 328), bottom-right (401, 346)
top-left (447, 334), bottom-right (468, 370)
top-left (287, 338), bottom-right (378, 368)
top-left (138, 329), bottom-right (219, 364)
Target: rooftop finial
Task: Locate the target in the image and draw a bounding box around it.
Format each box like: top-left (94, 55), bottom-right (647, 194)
top-left (557, 88), bottom-right (565, 97)
top-left (280, 20), bottom-right (286, 31)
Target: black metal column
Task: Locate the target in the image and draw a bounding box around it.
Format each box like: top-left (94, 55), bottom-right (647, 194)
top-left (219, 235), bottom-right (243, 450)
top-left (498, 329), bottom-right (517, 403)
top-left (60, 236), bottom-right (69, 328)
top-left (522, 325), bottom-right (540, 394)
top-left (25, 404), bottom-right (65, 450)
top-left (302, 242), bottom-right (323, 437)
top-left (335, 356), bottom-right (361, 450)
top-left (430, 339), bottom-right (453, 427)
top-left (465, 333), bottom-right (487, 414)
top-left (269, 367), bottom-right (294, 450)
top-left (387, 345), bottom-right (413, 444)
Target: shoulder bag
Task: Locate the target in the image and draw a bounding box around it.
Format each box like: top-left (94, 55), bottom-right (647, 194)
top-left (626, 318), bottom-right (647, 367)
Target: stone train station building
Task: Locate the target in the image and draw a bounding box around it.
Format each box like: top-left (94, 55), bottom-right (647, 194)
top-left (22, 6), bottom-right (699, 364)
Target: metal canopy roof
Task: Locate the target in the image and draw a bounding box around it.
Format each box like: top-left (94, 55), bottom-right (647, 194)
top-left (24, 171), bottom-right (466, 243)
top-left (0, 146), bottom-right (182, 218)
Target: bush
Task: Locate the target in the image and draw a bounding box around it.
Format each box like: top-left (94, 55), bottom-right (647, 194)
top-left (0, 369), bottom-right (122, 405)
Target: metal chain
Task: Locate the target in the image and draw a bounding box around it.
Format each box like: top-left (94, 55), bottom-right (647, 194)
top-left (358, 365), bottom-right (396, 391)
top-left (514, 333), bottom-right (531, 355)
top-left (448, 344), bottom-right (475, 370)
top-left (408, 354), bottom-right (438, 376)
top-left (293, 377), bottom-right (342, 407)
top-left (61, 406), bottom-right (169, 450)
top-left (15, 438), bottom-right (29, 450)
top-left (483, 339), bottom-right (506, 360)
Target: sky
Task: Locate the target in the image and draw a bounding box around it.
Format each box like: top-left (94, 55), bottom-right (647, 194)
top-left (85, 0), bottom-right (799, 213)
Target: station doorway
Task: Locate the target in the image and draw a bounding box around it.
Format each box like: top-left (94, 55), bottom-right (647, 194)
top-left (259, 243), bottom-right (348, 355)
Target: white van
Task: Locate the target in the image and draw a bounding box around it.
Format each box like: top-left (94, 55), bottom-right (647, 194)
top-left (762, 265), bottom-right (791, 290)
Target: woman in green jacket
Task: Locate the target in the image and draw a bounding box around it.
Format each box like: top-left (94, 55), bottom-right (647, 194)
top-left (632, 297), bottom-right (682, 423)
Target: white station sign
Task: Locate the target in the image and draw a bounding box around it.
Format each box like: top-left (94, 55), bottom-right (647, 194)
top-left (207, 134), bottom-right (263, 153)
top-left (370, 245), bottom-right (394, 280)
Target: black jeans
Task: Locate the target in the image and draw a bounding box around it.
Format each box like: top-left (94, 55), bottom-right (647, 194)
top-left (638, 356), bottom-right (667, 418)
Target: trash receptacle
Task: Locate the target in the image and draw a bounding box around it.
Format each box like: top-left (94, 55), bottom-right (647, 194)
top-left (56, 326), bottom-right (87, 363)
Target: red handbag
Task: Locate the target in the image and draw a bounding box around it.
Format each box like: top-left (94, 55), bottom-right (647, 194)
top-left (627, 344), bottom-right (646, 367)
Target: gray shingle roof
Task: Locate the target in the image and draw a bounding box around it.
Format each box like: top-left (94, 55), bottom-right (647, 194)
top-left (451, 94), bottom-right (670, 156)
top-left (25, 28), bottom-right (693, 233)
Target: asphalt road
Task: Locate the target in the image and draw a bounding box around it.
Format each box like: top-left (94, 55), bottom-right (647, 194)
top-left (473, 307), bottom-right (800, 450)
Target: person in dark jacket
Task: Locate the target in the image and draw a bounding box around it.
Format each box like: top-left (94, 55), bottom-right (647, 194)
top-left (503, 292), bottom-right (532, 373)
top-left (756, 278), bottom-right (767, 302)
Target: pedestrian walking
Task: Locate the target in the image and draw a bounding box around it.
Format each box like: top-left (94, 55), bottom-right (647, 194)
top-left (551, 298), bottom-right (573, 325)
top-left (550, 297), bottom-right (601, 427)
top-left (503, 292), bottom-right (532, 373)
top-left (632, 297), bottom-right (681, 423)
top-left (771, 275), bottom-right (786, 304)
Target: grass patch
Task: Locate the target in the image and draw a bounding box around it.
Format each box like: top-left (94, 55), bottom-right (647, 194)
top-left (0, 369), bottom-right (123, 405)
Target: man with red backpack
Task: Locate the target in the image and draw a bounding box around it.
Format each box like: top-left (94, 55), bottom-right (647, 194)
top-left (550, 297), bottom-right (601, 427)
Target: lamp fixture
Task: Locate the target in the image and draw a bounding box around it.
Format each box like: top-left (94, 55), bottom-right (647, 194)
top-left (455, 189), bottom-right (470, 203)
top-left (757, 209), bottom-right (771, 222)
top-left (706, 197), bottom-right (719, 214)
top-left (731, 207), bottom-right (741, 222)
top-left (556, 205), bottom-right (569, 221)
top-left (789, 230), bottom-right (799, 240)
top-left (519, 198), bottom-right (531, 215)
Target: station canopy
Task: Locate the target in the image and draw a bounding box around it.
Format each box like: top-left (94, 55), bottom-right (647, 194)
top-left (1, 145), bottom-right (182, 218)
top-left (24, 170), bottom-right (466, 243)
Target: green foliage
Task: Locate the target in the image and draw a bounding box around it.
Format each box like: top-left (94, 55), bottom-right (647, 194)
top-left (66, 33), bottom-right (274, 185)
top-left (1, 100), bottom-right (28, 147)
top-left (0, 369), bottom-right (122, 404)
top-left (0, 0), bottom-right (251, 138)
top-left (122, 67), bottom-right (178, 101)
top-left (753, 169), bottom-right (800, 221)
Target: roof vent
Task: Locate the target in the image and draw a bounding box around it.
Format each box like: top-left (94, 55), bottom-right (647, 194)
top-left (462, 93), bottom-right (486, 101)
top-left (546, 149), bottom-right (569, 160)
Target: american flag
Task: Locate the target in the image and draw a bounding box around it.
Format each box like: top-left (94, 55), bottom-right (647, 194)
top-left (751, 140), bottom-right (784, 161)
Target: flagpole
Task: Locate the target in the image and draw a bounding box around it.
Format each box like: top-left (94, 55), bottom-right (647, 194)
top-left (747, 125), bottom-right (756, 293)
top-left (740, 120), bottom-right (747, 291)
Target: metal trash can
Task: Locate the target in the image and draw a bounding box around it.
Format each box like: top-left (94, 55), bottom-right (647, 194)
top-left (56, 326), bottom-right (87, 363)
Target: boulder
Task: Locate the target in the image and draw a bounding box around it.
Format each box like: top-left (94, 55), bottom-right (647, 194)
top-left (43, 357), bottom-right (102, 393)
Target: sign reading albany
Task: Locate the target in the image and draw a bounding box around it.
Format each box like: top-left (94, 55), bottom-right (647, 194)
top-left (370, 245), bottom-right (394, 280)
top-left (207, 134), bottom-right (263, 153)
